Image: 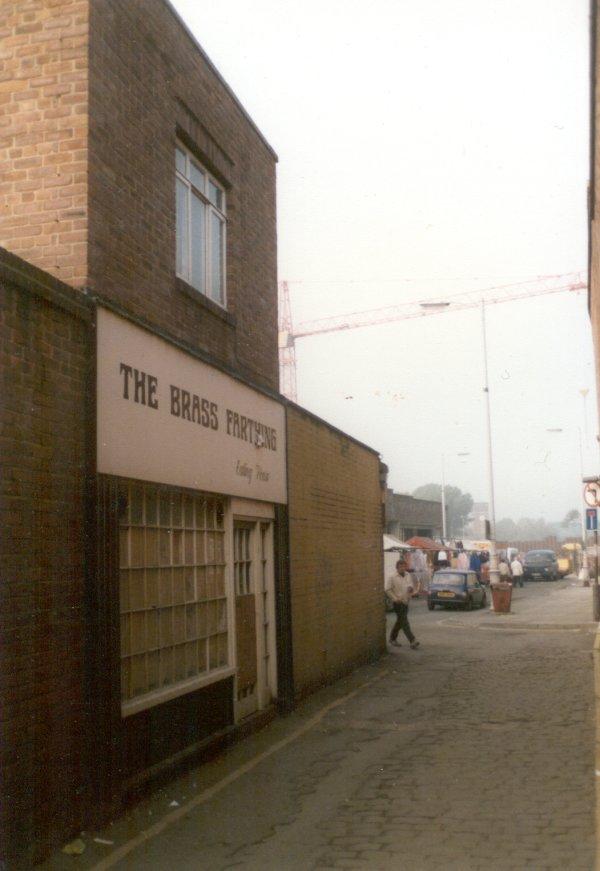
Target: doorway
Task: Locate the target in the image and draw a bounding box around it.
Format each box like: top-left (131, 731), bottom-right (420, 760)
top-left (233, 519), bottom-right (276, 719)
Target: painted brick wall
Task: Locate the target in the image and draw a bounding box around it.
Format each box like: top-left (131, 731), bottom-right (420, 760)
top-left (286, 406), bottom-right (386, 698)
top-left (0, 0), bottom-right (88, 287)
top-left (87, 0), bottom-right (279, 390)
top-left (0, 254), bottom-right (90, 866)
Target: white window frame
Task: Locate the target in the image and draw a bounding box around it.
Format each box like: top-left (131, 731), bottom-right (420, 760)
top-left (176, 141), bottom-right (227, 307)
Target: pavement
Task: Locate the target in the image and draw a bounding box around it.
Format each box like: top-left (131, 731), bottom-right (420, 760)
top-left (45, 577), bottom-right (598, 871)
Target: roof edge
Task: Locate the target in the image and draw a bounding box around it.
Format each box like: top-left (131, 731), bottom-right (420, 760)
top-left (162, 0), bottom-right (278, 162)
top-left (285, 398), bottom-right (381, 458)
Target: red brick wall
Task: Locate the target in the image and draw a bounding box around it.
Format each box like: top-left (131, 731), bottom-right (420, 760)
top-left (0, 0), bottom-right (88, 287)
top-left (87, 0), bottom-right (279, 391)
top-left (286, 406), bottom-right (386, 698)
top-left (0, 253), bottom-right (91, 866)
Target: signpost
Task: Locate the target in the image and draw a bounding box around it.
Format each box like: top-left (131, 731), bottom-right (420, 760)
top-left (583, 484), bottom-right (600, 621)
top-left (586, 508), bottom-right (598, 531)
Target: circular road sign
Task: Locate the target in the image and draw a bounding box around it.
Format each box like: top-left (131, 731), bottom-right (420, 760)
top-left (584, 481), bottom-right (600, 507)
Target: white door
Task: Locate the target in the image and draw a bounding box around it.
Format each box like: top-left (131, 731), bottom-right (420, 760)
top-left (233, 520), bottom-right (277, 720)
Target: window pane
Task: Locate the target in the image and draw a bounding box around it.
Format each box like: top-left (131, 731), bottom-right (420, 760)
top-left (207, 179), bottom-right (223, 210)
top-left (176, 178), bottom-right (189, 278)
top-left (210, 212), bottom-right (224, 304)
top-left (119, 483), bottom-right (230, 710)
top-left (191, 192), bottom-right (206, 293)
top-left (190, 161), bottom-right (205, 192)
top-left (176, 147), bottom-right (186, 176)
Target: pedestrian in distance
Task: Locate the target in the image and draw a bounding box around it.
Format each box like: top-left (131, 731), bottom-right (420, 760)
top-left (510, 554), bottom-right (524, 587)
top-left (457, 549), bottom-right (469, 570)
top-left (469, 550), bottom-right (482, 581)
top-left (387, 558), bottom-right (421, 650)
top-left (498, 557), bottom-right (511, 580)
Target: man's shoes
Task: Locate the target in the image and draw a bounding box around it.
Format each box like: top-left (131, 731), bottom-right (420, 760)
top-left (389, 640), bottom-right (402, 647)
top-left (410, 641), bottom-right (420, 650)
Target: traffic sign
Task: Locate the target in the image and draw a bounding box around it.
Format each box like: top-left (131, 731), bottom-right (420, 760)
top-left (584, 481), bottom-right (600, 508)
top-left (587, 508), bottom-right (598, 531)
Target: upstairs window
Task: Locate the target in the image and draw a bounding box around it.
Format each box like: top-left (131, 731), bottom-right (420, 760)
top-left (176, 143), bottom-right (226, 306)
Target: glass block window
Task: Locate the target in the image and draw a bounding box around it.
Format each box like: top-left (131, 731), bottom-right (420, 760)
top-left (119, 483), bottom-right (228, 709)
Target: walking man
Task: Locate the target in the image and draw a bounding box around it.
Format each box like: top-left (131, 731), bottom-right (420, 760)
top-left (387, 558), bottom-right (420, 649)
top-left (510, 554), bottom-right (524, 587)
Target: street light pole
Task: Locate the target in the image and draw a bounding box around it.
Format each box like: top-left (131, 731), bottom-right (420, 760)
top-left (441, 454), bottom-right (447, 541)
top-left (481, 300), bottom-right (500, 585)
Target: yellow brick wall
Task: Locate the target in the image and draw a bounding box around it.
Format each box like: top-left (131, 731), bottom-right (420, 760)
top-left (0, 0), bottom-right (88, 286)
top-left (286, 406), bottom-right (386, 699)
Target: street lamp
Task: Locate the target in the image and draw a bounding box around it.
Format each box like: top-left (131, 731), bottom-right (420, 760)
top-left (420, 298), bottom-right (500, 586)
top-left (546, 426), bottom-right (590, 584)
top-left (480, 301), bottom-right (500, 586)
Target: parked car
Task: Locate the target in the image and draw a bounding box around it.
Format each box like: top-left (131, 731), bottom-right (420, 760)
top-left (427, 570), bottom-right (487, 611)
top-left (522, 549), bottom-right (559, 582)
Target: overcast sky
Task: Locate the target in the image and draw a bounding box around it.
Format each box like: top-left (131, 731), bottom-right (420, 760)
top-left (171, 0), bottom-right (597, 523)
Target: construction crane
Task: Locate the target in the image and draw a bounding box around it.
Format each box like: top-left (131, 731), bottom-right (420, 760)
top-left (278, 272), bottom-right (587, 402)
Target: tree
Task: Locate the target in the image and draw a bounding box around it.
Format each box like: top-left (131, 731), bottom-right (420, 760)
top-left (495, 517), bottom-right (517, 541)
top-left (412, 483), bottom-right (474, 538)
top-left (561, 509), bottom-right (580, 528)
top-left (495, 516), bottom-right (553, 541)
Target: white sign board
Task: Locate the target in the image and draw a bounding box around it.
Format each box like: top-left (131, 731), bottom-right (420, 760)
top-left (97, 308), bottom-right (287, 504)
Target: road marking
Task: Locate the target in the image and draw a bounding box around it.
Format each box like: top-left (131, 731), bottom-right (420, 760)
top-left (437, 616), bottom-right (594, 633)
top-left (90, 669), bottom-right (388, 870)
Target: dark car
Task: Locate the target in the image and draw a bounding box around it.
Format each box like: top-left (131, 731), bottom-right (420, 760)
top-left (427, 570), bottom-right (487, 611)
top-left (522, 549), bottom-right (559, 581)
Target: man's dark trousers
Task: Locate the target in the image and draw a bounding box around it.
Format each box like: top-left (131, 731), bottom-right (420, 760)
top-left (390, 602), bottom-right (415, 643)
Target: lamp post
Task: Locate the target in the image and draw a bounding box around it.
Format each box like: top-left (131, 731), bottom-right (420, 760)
top-left (420, 297), bottom-right (500, 588)
top-left (481, 301), bottom-right (500, 586)
top-left (546, 426), bottom-right (590, 584)
top-left (441, 453), bottom-right (447, 541)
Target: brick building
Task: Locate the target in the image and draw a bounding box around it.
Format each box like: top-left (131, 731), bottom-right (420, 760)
top-left (591, 2), bottom-right (600, 420)
top-left (287, 408), bottom-right (384, 699)
top-left (1, 2), bottom-right (384, 864)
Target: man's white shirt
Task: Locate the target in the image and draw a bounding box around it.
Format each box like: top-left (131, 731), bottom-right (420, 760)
top-left (386, 572), bottom-right (415, 604)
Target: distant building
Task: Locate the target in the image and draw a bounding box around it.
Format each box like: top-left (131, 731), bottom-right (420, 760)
top-left (385, 489), bottom-right (443, 540)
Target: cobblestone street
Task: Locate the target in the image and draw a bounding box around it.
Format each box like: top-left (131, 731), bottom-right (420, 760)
top-left (47, 580), bottom-right (597, 871)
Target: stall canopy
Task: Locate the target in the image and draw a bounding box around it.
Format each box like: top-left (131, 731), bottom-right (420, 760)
top-left (383, 534), bottom-right (412, 551)
top-left (405, 535), bottom-right (441, 550)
